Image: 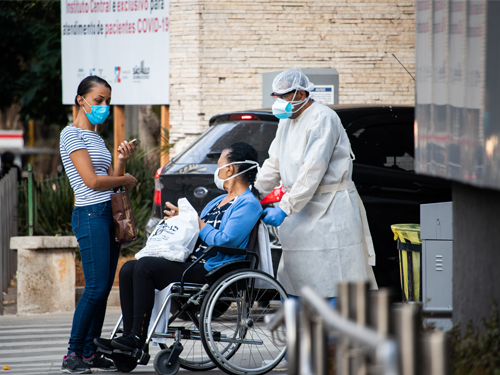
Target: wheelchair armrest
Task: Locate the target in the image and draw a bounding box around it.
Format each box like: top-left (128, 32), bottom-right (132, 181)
top-left (203, 245), bottom-right (247, 256)
top-left (179, 246), bottom-right (245, 293)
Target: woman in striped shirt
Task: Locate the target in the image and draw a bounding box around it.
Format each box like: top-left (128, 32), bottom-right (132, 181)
top-left (59, 76), bottom-right (138, 374)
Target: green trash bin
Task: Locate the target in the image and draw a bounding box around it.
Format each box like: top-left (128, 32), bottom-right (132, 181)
top-left (390, 224), bottom-right (421, 302)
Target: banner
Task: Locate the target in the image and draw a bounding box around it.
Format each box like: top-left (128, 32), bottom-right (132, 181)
top-left (61, 0), bottom-right (169, 105)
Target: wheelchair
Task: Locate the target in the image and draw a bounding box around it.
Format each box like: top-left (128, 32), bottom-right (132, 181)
top-left (97, 221), bottom-right (288, 375)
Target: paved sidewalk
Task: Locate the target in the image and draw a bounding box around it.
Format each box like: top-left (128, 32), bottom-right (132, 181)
top-left (0, 307), bottom-right (236, 374)
top-left (0, 306), bottom-right (287, 374)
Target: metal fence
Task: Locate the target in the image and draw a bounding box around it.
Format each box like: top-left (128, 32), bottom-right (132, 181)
top-left (0, 169), bottom-right (18, 315)
top-left (268, 283), bottom-right (449, 375)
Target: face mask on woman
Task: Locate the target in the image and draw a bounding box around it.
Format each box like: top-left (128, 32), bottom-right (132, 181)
top-left (214, 160), bottom-right (259, 191)
top-left (82, 96), bottom-right (110, 125)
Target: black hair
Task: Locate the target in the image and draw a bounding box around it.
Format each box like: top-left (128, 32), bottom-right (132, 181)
top-left (74, 76), bottom-right (112, 106)
top-left (225, 142), bottom-right (260, 197)
top-left (1, 151), bottom-right (14, 164)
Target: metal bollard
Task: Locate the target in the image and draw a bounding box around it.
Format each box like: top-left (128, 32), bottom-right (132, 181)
top-left (335, 283), bottom-right (350, 375)
top-left (369, 288), bottom-right (397, 336)
top-left (302, 300), bottom-right (329, 375)
top-left (349, 282), bottom-right (369, 375)
top-left (336, 283), bottom-right (349, 375)
top-left (312, 315), bottom-right (328, 375)
top-left (301, 303), bottom-right (314, 375)
top-left (337, 282), bottom-right (349, 317)
top-left (393, 302), bottom-right (422, 375)
top-left (284, 298), bottom-right (300, 375)
top-left (421, 331), bottom-right (449, 375)
top-left (350, 282), bottom-right (369, 325)
top-left (336, 282), bottom-right (370, 375)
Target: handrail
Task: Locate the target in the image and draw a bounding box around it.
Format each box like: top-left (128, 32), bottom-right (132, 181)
top-left (301, 286), bottom-right (399, 375)
top-left (268, 283), bottom-right (449, 375)
top-left (302, 286), bottom-right (387, 348)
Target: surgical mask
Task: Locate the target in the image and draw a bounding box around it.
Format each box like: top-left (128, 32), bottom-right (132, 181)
top-left (82, 97), bottom-right (110, 125)
top-left (214, 160), bottom-right (260, 191)
top-left (272, 98), bottom-right (294, 119)
top-left (271, 91), bottom-right (309, 119)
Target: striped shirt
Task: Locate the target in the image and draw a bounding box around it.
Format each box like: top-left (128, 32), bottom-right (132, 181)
top-left (60, 126), bottom-right (113, 207)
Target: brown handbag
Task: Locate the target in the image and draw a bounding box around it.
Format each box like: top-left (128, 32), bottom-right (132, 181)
top-left (111, 186), bottom-right (137, 246)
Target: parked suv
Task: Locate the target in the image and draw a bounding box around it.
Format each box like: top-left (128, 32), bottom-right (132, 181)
top-left (145, 105), bottom-right (451, 288)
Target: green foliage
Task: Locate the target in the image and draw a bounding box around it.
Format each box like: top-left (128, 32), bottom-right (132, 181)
top-left (18, 149), bottom-right (157, 255)
top-left (0, 0), bottom-right (70, 126)
top-left (36, 176), bottom-right (76, 236)
top-left (18, 175), bottom-right (74, 236)
top-left (450, 301), bottom-right (500, 375)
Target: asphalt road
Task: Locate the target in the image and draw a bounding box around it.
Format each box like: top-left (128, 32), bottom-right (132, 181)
top-left (0, 306), bottom-right (287, 375)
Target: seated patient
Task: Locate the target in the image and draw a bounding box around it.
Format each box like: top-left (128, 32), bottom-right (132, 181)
top-left (95, 142), bottom-right (263, 352)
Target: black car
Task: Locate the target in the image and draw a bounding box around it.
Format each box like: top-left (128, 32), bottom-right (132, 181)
top-left (145, 104), bottom-right (451, 288)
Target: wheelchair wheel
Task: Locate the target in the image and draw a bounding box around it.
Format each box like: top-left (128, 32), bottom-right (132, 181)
top-left (200, 269), bottom-right (288, 375)
top-left (154, 348), bottom-right (181, 375)
top-left (171, 296), bottom-right (230, 320)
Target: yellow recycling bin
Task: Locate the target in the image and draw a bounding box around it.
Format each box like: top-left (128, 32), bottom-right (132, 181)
top-left (391, 224), bottom-right (421, 302)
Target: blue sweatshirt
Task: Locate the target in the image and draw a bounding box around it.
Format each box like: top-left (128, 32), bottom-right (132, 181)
top-left (200, 189), bottom-right (263, 271)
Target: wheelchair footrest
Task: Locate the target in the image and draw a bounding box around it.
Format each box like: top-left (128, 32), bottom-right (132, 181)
top-left (96, 347), bottom-right (114, 356)
top-left (96, 346), bottom-right (150, 366)
top-left (139, 351), bottom-right (150, 365)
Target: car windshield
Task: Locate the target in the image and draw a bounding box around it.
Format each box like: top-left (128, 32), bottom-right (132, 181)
top-left (173, 122), bottom-right (278, 165)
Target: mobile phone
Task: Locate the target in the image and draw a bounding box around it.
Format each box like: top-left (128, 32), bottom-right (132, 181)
top-left (118, 139), bottom-right (141, 152)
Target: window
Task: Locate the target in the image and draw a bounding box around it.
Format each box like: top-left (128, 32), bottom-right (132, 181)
top-left (349, 123), bottom-right (415, 171)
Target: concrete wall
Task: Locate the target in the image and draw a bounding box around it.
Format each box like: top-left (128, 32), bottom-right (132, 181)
top-left (453, 182), bottom-right (500, 332)
top-left (168, 0), bottom-right (415, 155)
top-left (11, 236), bottom-right (78, 315)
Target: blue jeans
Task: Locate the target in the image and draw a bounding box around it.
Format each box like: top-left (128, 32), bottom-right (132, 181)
top-left (68, 201), bottom-right (120, 357)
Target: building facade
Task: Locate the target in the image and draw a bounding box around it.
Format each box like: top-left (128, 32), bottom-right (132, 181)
top-left (168, 0), bottom-right (416, 154)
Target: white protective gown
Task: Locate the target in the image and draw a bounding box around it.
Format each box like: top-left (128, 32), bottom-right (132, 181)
top-left (255, 102), bottom-right (377, 297)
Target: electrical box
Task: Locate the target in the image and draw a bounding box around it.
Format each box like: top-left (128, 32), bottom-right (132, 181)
top-left (421, 202), bottom-right (453, 312)
top-left (262, 69), bottom-right (339, 109)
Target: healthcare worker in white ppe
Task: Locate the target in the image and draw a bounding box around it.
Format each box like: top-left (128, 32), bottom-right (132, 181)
top-left (255, 70), bottom-right (377, 303)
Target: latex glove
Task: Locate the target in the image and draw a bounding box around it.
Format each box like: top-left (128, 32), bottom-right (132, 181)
top-left (262, 207), bottom-right (287, 227)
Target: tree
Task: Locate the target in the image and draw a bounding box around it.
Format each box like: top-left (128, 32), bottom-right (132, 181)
top-left (0, 1), bottom-right (69, 129)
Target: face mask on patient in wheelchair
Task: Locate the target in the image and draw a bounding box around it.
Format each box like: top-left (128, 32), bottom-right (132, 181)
top-left (213, 161), bottom-right (260, 191)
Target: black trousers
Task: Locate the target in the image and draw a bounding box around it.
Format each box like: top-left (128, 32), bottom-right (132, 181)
top-left (119, 257), bottom-right (208, 338)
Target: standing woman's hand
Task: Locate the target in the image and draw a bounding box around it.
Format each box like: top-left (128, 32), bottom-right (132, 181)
top-left (117, 140), bottom-right (137, 160)
top-left (123, 173), bottom-right (138, 190)
top-left (112, 139), bottom-right (138, 185)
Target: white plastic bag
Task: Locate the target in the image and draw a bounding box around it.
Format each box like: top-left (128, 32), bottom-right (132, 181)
top-left (135, 198), bottom-right (200, 262)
